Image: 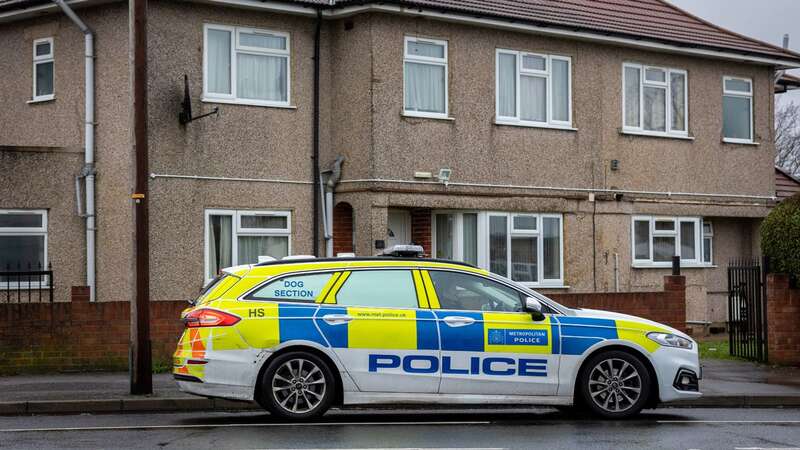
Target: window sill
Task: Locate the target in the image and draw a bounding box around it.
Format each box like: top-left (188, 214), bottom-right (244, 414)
top-left (495, 120), bottom-right (577, 131)
top-left (201, 97), bottom-right (296, 109)
top-left (520, 283), bottom-right (570, 289)
top-left (620, 129), bottom-right (694, 141)
top-left (401, 112), bottom-right (455, 121)
top-left (722, 138), bottom-right (759, 146)
top-left (27, 96), bottom-right (54, 104)
top-left (632, 263), bottom-right (716, 269)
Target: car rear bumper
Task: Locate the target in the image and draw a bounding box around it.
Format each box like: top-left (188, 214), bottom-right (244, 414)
top-left (176, 378), bottom-right (255, 401)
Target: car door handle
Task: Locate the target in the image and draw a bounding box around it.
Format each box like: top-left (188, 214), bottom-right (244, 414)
top-left (322, 314), bottom-right (353, 325)
top-left (442, 316), bottom-right (476, 327)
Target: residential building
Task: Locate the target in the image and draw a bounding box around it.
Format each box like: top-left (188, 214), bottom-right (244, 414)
top-left (775, 167), bottom-right (800, 201)
top-left (1, 0), bottom-right (799, 333)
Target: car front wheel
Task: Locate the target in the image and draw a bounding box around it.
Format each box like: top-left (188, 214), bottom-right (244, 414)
top-left (260, 351), bottom-right (335, 420)
top-left (578, 350), bottom-right (651, 419)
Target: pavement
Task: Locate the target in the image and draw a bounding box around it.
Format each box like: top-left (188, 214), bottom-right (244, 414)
top-left (1, 358), bottom-right (799, 415)
top-left (1, 408), bottom-right (799, 449)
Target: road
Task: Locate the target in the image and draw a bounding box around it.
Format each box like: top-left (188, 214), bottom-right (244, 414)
top-left (0, 407), bottom-right (798, 450)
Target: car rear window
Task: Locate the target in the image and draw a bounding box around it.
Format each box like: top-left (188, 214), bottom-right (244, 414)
top-left (245, 273), bottom-right (336, 303)
top-left (195, 274), bottom-right (240, 304)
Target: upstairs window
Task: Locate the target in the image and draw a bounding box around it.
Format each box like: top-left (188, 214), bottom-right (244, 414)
top-left (722, 77), bottom-right (753, 143)
top-left (0, 210), bottom-right (48, 286)
top-left (623, 63), bottom-right (687, 136)
top-left (404, 36), bottom-right (448, 118)
top-left (203, 25), bottom-right (290, 107)
top-left (32, 38), bottom-right (54, 102)
top-left (496, 50), bottom-right (572, 127)
top-left (205, 209), bottom-right (291, 282)
top-left (632, 216), bottom-right (709, 267)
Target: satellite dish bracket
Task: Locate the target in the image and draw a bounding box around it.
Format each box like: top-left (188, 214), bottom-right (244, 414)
top-left (179, 74), bottom-right (219, 125)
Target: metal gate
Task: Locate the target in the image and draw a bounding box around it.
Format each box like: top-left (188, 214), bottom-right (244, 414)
top-left (727, 257), bottom-right (768, 362)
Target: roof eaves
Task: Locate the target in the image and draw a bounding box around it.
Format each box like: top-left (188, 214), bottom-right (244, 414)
top-left (776, 166), bottom-right (800, 185)
top-left (654, 0), bottom-right (800, 62)
top-left (359, 0), bottom-right (800, 66)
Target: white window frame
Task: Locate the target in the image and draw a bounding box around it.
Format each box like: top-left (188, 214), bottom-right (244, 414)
top-left (202, 24), bottom-right (292, 108)
top-left (0, 209), bottom-right (49, 289)
top-left (31, 37), bottom-right (54, 102)
top-left (431, 211), bottom-right (564, 287)
top-left (702, 221), bottom-right (713, 264)
top-left (204, 209), bottom-right (292, 283)
top-left (722, 76), bottom-right (753, 144)
top-left (495, 49), bottom-right (573, 129)
top-left (631, 215), bottom-right (709, 268)
top-left (403, 36), bottom-right (449, 119)
top-left (622, 63), bottom-right (688, 138)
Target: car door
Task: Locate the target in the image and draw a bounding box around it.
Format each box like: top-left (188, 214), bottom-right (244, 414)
top-left (315, 268), bottom-right (440, 393)
top-left (422, 269), bottom-right (560, 396)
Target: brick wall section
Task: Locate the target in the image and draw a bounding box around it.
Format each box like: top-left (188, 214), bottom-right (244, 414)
top-left (0, 286), bottom-right (186, 375)
top-left (550, 276), bottom-right (687, 331)
top-left (410, 209), bottom-right (432, 256)
top-left (332, 202), bottom-right (354, 255)
top-left (766, 274), bottom-right (800, 366)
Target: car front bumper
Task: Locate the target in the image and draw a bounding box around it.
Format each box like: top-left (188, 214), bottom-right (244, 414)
top-left (652, 346), bottom-right (702, 403)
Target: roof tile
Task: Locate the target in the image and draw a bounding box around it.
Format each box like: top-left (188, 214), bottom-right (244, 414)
top-left (378, 0), bottom-right (799, 61)
top-left (1, 0), bottom-right (797, 63)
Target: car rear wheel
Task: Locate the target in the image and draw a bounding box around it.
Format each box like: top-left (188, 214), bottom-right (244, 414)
top-left (578, 350), bottom-right (651, 419)
top-left (260, 351), bottom-right (335, 420)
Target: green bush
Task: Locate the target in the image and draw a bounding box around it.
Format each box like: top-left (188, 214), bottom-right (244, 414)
top-left (761, 194), bottom-right (800, 281)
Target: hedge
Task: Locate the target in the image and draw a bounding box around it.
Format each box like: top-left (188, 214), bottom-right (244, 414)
top-left (761, 194), bottom-right (800, 282)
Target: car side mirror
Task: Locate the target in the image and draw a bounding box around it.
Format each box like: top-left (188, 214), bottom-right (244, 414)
top-left (524, 296), bottom-right (546, 322)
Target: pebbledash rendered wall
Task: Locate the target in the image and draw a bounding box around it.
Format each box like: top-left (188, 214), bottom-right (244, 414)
top-left (325, 11), bottom-right (775, 329)
top-left (0, 278), bottom-right (685, 375)
top-left (0, 2), bottom-right (777, 330)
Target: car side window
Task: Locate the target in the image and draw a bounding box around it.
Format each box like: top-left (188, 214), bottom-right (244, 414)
top-left (335, 270), bottom-right (418, 308)
top-left (428, 271), bottom-right (523, 312)
top-left (245, 273), bottom-right (335, 303)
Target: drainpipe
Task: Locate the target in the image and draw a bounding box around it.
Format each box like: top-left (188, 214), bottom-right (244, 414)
top-left (312, 9), bottom-right (322, 256)
top-left (322, 156), bottom-right (344, 257)
top-left (53, 0), bottom-right (95, 301)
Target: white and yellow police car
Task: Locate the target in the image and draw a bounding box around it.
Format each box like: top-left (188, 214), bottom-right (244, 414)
top-left (173, 256), bottom-right (700, 420)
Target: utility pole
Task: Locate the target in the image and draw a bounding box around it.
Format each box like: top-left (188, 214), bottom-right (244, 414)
top-left (130, 0), bottom-right (152, 395)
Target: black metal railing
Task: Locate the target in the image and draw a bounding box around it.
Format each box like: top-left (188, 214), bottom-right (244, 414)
top-left (0, 263), bottom-right (54, 303)
top-left (727, 257), bottom-right (768, 362)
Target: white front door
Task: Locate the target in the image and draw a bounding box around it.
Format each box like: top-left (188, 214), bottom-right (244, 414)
top-left (387, 209), bottom-right (411, 248)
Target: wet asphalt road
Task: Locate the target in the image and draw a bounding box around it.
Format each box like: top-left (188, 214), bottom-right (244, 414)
top-left (0, 407), bottom-right (798, 450)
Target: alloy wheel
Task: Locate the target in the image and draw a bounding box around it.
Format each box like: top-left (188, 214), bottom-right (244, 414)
top-left (271, 357), bottom-right (327, 414)
top-left (587, 357), bottom-right (643, 413)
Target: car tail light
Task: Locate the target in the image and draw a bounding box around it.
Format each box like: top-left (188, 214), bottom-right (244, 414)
top-left (183, 309), bottom-right (241, 328)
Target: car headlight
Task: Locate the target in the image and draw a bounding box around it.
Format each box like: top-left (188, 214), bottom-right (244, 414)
top-left (647, 332), bottom-right (693, 349)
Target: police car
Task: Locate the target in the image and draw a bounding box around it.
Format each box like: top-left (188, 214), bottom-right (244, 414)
top-left (173, 255), bottom-right (700, 420)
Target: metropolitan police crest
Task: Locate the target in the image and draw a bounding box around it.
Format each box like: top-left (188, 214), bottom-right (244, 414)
top-left (488, 329), bottom-right (505, 345)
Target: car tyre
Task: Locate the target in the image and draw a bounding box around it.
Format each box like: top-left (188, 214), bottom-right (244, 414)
top-left (578, 350), bottom-right (651, 419)
top-left (259, 351), bottom-right (336, 420)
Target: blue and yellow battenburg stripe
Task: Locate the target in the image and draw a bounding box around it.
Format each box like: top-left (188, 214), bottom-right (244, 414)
top-left (216, 301), bottom-right (663, 356)
top-left (232, 305), bottom-right (659, 355)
